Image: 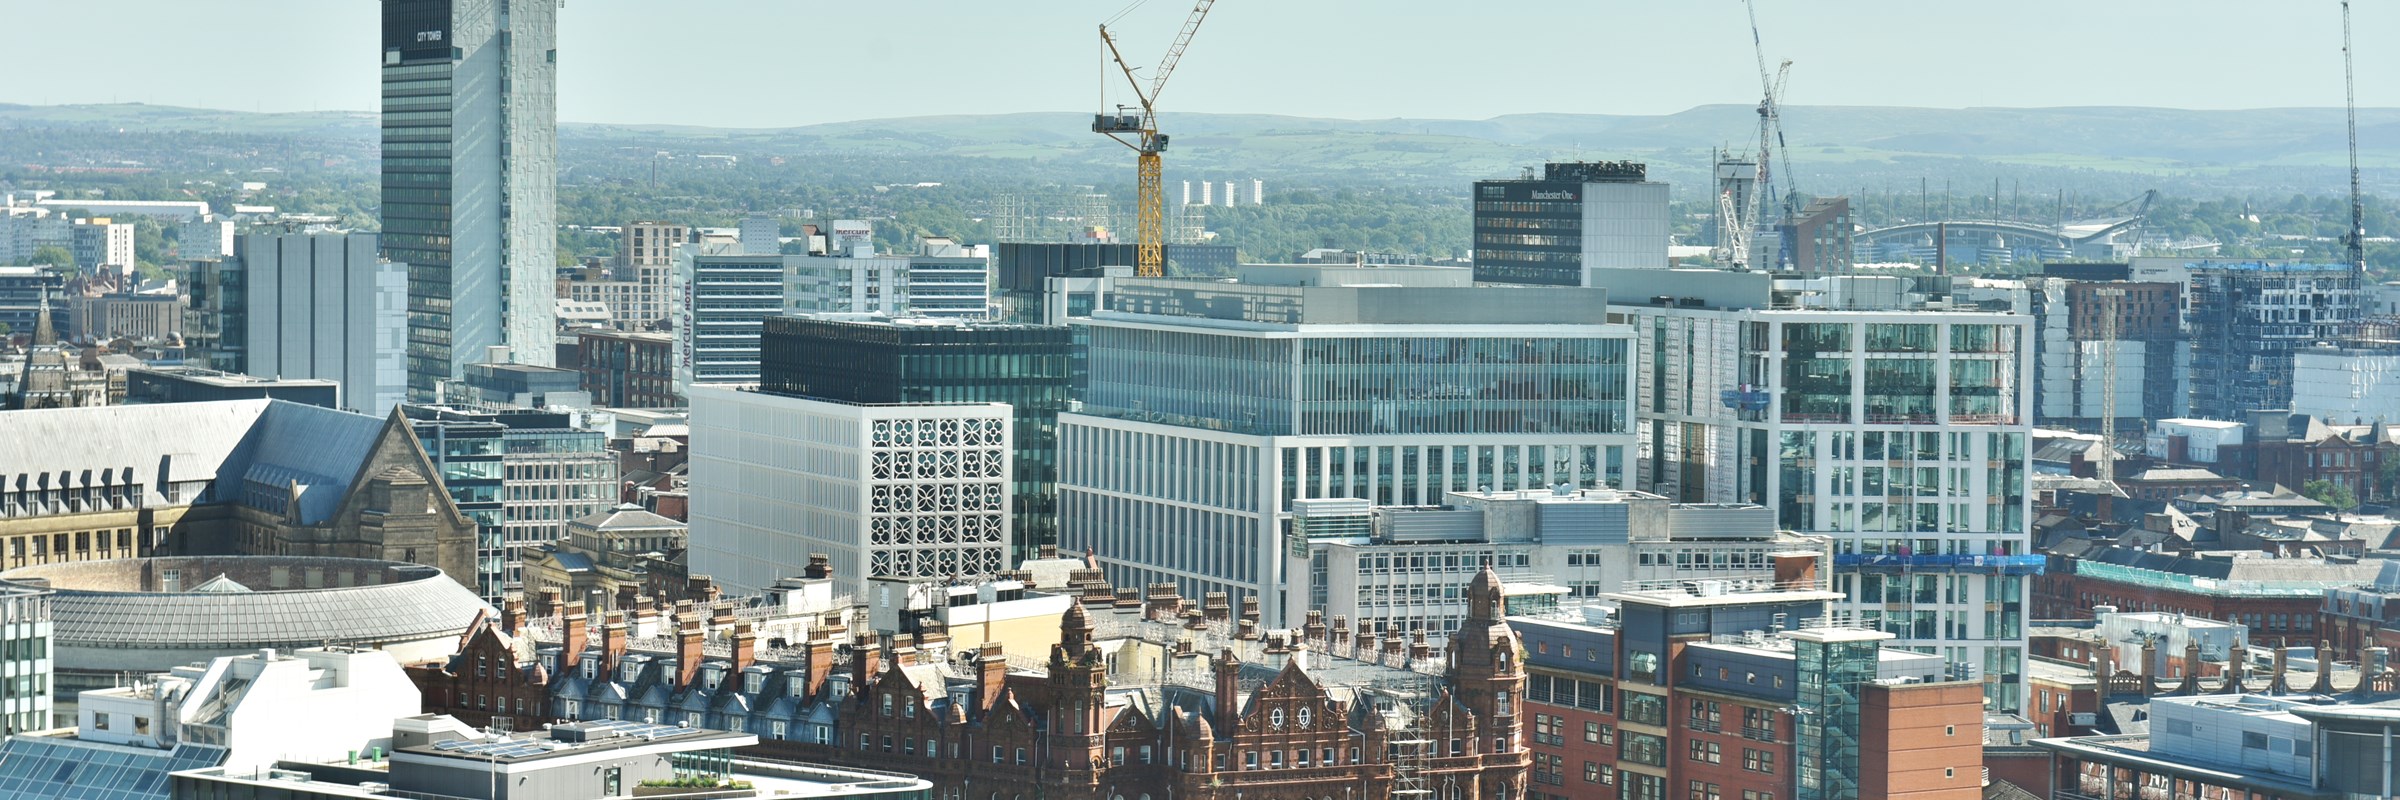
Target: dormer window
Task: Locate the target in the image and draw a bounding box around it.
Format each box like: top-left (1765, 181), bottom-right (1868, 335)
top-left (581, 656), bottom-right (597, 680)
top-left (744, 673), bottom-right (763, 694)
top-left (704, 668), bottom-right (723, 690)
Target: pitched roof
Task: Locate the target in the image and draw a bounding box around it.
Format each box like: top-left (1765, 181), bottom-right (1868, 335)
top-left (0, 399), bottom-right (391, 525)
top-left (571, 503), bottom-right (687, 532)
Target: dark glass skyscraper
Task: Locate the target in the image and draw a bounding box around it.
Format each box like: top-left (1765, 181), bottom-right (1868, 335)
top-left (759, 315), bottom-right (1072, 559)
top-left (382, 0), bottom-right (559, 399)
top-left (1471, 161), bottom-right (1668, 286)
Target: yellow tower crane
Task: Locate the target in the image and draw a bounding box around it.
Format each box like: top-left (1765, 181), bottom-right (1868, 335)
top-left (1095, 0), bottom-right (1214, 277)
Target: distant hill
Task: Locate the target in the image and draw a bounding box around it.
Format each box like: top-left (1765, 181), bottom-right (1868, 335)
top-left (5, 102), bottom-right (2397, 194)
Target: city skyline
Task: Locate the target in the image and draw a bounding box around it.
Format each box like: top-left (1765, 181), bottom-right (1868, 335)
top-left (0, 1), bottom-right (2393, 128)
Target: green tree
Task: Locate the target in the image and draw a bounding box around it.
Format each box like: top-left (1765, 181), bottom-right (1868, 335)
top-left (2378, 456), bottom-right (2400, 503)
top-left (29, 246), bottom-right (72, 269)
top-left (2303, 479), bottom-right (2358, 511)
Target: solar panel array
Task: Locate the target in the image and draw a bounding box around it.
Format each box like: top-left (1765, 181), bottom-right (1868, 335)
top-left (431, 739), bottom-right (554, 759)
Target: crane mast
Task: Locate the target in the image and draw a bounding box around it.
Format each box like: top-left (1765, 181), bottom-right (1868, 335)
top-left (2343, 1), bottom-right (2367, 274)
top-left (1095, 0), bottom-right (1215, 278)
top-left (1743, 0), bottom-right (1796, 267)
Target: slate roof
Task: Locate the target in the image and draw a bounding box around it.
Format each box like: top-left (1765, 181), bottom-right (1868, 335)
top-left (0, 399), bottom-right (387, 525)
top-left (571, 503), bottom-right (687, 532)
top-left (2, 556), bottom-right (491, 651)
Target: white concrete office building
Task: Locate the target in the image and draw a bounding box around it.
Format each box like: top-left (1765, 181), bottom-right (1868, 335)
top-left (2291, 346), bottom-right (2400, 424)
top-left (671, 246), bottom-right (785, 389)
top-left (224, 232), bottom-right (408, 415)
top-left (0, 586), bottom-right (50, 735)
top-left (383, 0), bottom-right (559, 399)
top-left (688, 385), bottom-right (1013, 597)
top-left (1056, 265), bottom-right (1638, 628)
top-left (1283, 490), bottom-right (1826, 646)
top-left (1594, 266), bottom-right (2036, 712)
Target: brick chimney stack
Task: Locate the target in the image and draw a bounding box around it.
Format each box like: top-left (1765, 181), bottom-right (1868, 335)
top-left (1202, 592), bottom-right (1231, 623)
top-left (561, 605), bottom-right (589, 668)
top-left (1144, 583), bottom-right (1182, 621)
top-left (731, 622), bottom-right (757, 675)
top-left (803, 631), bottom-right (836, 699)
top-left (676, 617), bottom-right (706, 689)
top-left (976, 642), bottom-right (1007, 712)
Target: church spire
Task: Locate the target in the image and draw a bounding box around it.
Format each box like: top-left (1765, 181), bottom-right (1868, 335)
top-left (31, 286), bottom-right (55, 346)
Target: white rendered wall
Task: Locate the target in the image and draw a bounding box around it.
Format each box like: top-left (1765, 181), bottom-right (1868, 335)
top-left (2292, 350), bottom-right (2400, 424)
top-left (689, 386), bottom-right (1012, 597)
top-left (1579, 181), bottom-right (1670, 277)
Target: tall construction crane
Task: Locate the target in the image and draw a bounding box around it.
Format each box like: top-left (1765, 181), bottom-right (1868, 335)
top-left (1744, 0), bottom-right (1798, 227)
top-left (1095, 0), bottom-right (1215, 278)
top-left (2342, 1), bottom-right (2368, 274)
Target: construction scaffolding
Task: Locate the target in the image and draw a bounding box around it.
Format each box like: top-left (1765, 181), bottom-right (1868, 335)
top-left (1367, 668), bottom-right (1441, 798)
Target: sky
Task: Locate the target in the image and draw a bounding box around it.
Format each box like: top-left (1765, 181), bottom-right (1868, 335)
top-left (1, 1), bottom-right (2394, 128)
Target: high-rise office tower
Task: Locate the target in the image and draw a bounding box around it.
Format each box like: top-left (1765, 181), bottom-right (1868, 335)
top-left (381, 0), bottom-right (559, 399)
top-left (183, 233), bottom-right (409, 415)
top-left (1056, 265), bottom-right (1637, 626)
top-left (1592, 266), bottom-right (2035, 713)
top-left (1472, 161), bottom-right (1669, 286)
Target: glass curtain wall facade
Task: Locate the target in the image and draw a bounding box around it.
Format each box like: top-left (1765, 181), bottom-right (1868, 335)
top-left (1626, 306), bottom-right (2035, 713)
top-left (382, 0), bottom-right (458, 396)
top-left (409, 408), bottom-right (611, 601)
top-left (1063, 314), bottom-right (1637, 626)
top-left (1085, 328), bottom-right (1629, 437)
top-left (409, 415), bottom-right (506, 599)
top-left (758, 316), bottom-right (1070, 560)
top-left (1792, 631), bottom-right (1878, 800)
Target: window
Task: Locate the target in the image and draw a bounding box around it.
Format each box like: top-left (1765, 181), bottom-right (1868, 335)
top-left (860, 734), bottom-right (871, 750)
top-left (1688, 782), bottom-right (1724, 800)
top-left (1742, 707), bottom-right (1777, 741)
top-left (1743, 748), bottom-right (1775, 774)
top-left (1622, 692), bottom-right (1666, 726)
top-left (1584, 721), bottom-right (1603, 743)
top-left (1585, 761), bottom-right (1610, 784)
top-left (1244, 751), bottom-right (1259, 770)
top-left (992, 746), bottom-right (1004, 764)
top-left (1016, 747), bottom-right (1028, 765)
top-left (1688, 740), bottom-right (1721, 764)
top-left (1271, 709), bottom-right (1285, 728)
top-left (1620, 733), bottom-right (1666, 767)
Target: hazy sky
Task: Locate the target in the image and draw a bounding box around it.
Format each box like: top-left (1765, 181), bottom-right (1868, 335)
top-left (2, 1), bottom-right (2393, 127)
